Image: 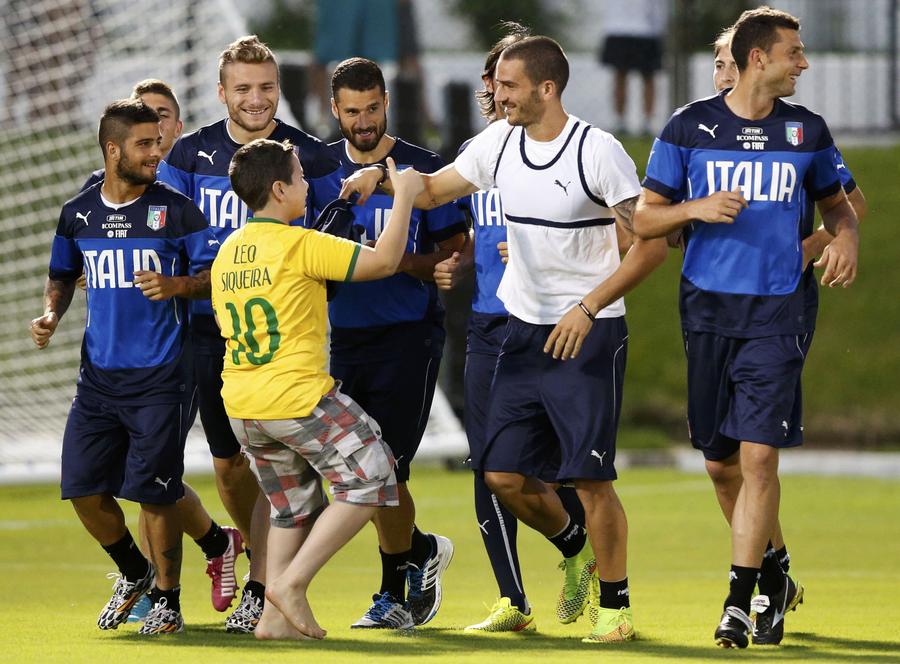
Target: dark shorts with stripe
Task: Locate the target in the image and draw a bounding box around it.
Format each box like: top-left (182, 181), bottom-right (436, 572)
top-left (61, 390), bottom-right (190, 504)
top-left (482, 316), bottom-right (628, 482)
top-left (465, 313), bottom-right (560, 481)
top-left (330, 320), bottom-right (443, 483)
top-left (684, 330), bottom-right (810, 461)
top-left (192, 321), bottom-right (242, 459)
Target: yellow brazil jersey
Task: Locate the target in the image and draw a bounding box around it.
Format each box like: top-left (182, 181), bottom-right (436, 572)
top-left (211, 218), bottom-right (360, 419)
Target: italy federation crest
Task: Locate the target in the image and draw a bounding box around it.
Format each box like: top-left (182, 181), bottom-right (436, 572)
top-left (147, 205), bottom-right (167, 231)
top-left (785, 122), bottom-right (804, 146)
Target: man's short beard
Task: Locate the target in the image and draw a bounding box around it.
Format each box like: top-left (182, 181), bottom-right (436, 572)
top-left (116, 156), bottom-right (156, 186)
top-left (341, 120), bottom-right (386, 153)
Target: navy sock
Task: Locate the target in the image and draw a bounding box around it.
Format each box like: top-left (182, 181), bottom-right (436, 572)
top-left (102, 531), bottom-right (149, 581)
top-left (548, 516), bottom-right (586, 559)
top-left (474, 472), bottom-right (528, 612)
top-left (775, 545), bottom-right (790, 574)
top-left (409, 525), bottom-right (433, 568)
top-left (555, 484), bottom-right (585, 531)
top-left (758, 546), bottom-right (786, 597)
top-left (599, 577), bottom-right (630, 609)
top-left (148, 585), bottom-right (181, 612)
top-left (379, 548), bottom-right (409, 601)
top-left (194, 521), bottom-right (228, 560)
top-left (724, 565), bottom-right (760, 614)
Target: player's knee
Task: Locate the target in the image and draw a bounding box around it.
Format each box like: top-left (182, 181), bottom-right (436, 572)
top-left (573, 479), bottom-right (618, 511)
top-left (213, 452), bottom-right (251, 485)
top-left (70, 493), bottom-right (109, 515)
top-left (483, 471), bottom-right (522, 498)
top-left (705, 459), bottom-right (739, 486)
top-left (740, 444), bottom-right (779, 483)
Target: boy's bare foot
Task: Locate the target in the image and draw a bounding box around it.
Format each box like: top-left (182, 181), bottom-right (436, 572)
top-left (266, 581), bottom-right (326, 640)
top-left (255, 603), bottom-right (313, 640)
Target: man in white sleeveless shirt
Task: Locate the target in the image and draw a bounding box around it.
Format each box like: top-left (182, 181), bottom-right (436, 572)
top-left (340, 35), bottom-right (667, 643)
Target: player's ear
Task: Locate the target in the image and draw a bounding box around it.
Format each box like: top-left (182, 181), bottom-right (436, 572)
top-left (749, 47), bottom-right (765, 70)
top-left (330, 97), bottom-right (339, 120)
top-left (541, 80), bottom-right (555, 99)
top-left (383, 90), bottom-right (389, 112)
top-left (217, 81), bottom-right (226, 105)
top-left (174, 119), bottom-right (184, 139)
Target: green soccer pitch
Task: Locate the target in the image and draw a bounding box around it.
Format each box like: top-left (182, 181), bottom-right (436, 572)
top-left (1, 467), bottom-right (898, 663)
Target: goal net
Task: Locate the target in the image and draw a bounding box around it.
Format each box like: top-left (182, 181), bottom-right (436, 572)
top-left (0, 0), bottom-right (466, 483)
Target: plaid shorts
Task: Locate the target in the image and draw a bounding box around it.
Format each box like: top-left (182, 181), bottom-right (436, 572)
top-left (229, 385), bottom-right (399, 528)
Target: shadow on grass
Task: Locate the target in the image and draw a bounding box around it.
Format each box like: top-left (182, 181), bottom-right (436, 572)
top-left (109, 624), bottom-right (900, 662)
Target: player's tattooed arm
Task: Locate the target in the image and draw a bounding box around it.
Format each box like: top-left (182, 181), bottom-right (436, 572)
top-left (31, 278), bottom-right (76, 349)
top-left (612, 195), bottom-right (638, 235)
top-left (134, 269), bottom-right (211, 301)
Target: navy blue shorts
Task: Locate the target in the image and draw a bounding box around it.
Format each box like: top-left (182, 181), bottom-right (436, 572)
top-left (60, 391), bottom-right (189, 504)
top-left (684, 331), bottom-right (809, 461)
top-left (465, 313), bottom-right (561, 480)
top-left (482, 316), bottom-right (628, 482)
top-left (194, 346), bottom-right (242, 459)
top-left (330, 327), bottom-right (442, 483)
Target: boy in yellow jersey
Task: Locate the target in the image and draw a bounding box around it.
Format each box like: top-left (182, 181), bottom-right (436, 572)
top-left (211, 138), bottom-right (423, 640)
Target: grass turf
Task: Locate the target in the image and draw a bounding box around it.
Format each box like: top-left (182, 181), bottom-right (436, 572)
top-left (1, 467), bottom-right (898, 663)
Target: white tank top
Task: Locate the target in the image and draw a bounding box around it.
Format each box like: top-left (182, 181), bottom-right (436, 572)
top-left (494, 119), bottom-right (625, 324)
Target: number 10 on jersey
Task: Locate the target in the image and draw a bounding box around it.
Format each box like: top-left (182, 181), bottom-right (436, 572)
top-left (224, 297), bottom-right (281, 365)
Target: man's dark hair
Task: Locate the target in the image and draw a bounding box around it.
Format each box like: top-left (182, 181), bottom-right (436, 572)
top-left (98, 99), bottom-right (160, 157)
top-left (730, 6), bottom-right (801, 71)
top-left (229, 138), bottom-right (295, 211)
top-left (500, 35), bottom-right (569, 95)
top-left (331, 57), bottom-right (386, 99)
top-left (131, 78), bottom-right (181, 120)
top-left (477, 21), bottom-right (531, 120)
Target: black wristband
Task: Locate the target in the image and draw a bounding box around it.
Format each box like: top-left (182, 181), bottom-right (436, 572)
top-left (577, 300), bottom-right (595, 321)
top-left (375, 163), bottom-right (388, 187)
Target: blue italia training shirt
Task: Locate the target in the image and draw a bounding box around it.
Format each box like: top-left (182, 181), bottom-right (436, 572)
top-left (458, 138), bottom-right (507, 317)
top-left (49, 182), bottom-right (219, 403)
top-left (643, 90), bottom-right (842, 337)
top-left (325, 138), bottom-right (467, 330)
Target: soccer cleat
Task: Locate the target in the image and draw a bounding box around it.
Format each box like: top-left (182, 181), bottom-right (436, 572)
top-left (714, 606), bottom-right (753, 648)
top-left (582, 606), bottom-right (635, 643)
top-left (225, 586), bottom-right (263, 633)
top-left (97, 564), bottom-right (155, 630)
top-left (406, 533), bottom-right (454, 625)
top-left (206, 526), bottom-right (243, 612)
top-left (126, 593), bottom-right (153, 623)
top-left (751, 575), bottom-right (804, 645)
top-left (464, 597), bottom-right (536, 633)
top-left (350, 592), bottom-right (415, 629)
top-left (586, 570), bottom-right (601, 627)
top-left (556, 542), bottom-right (595, 623)
top-left (138, 597), bottom-right (184, 635)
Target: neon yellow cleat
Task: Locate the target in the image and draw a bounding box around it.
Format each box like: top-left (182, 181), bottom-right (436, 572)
top-left (464, 597), bottom-right (536, 633)
top-left (582, 606), bottom-right (635, 643)
top-left (556, 542), bottom-right (595, 623)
